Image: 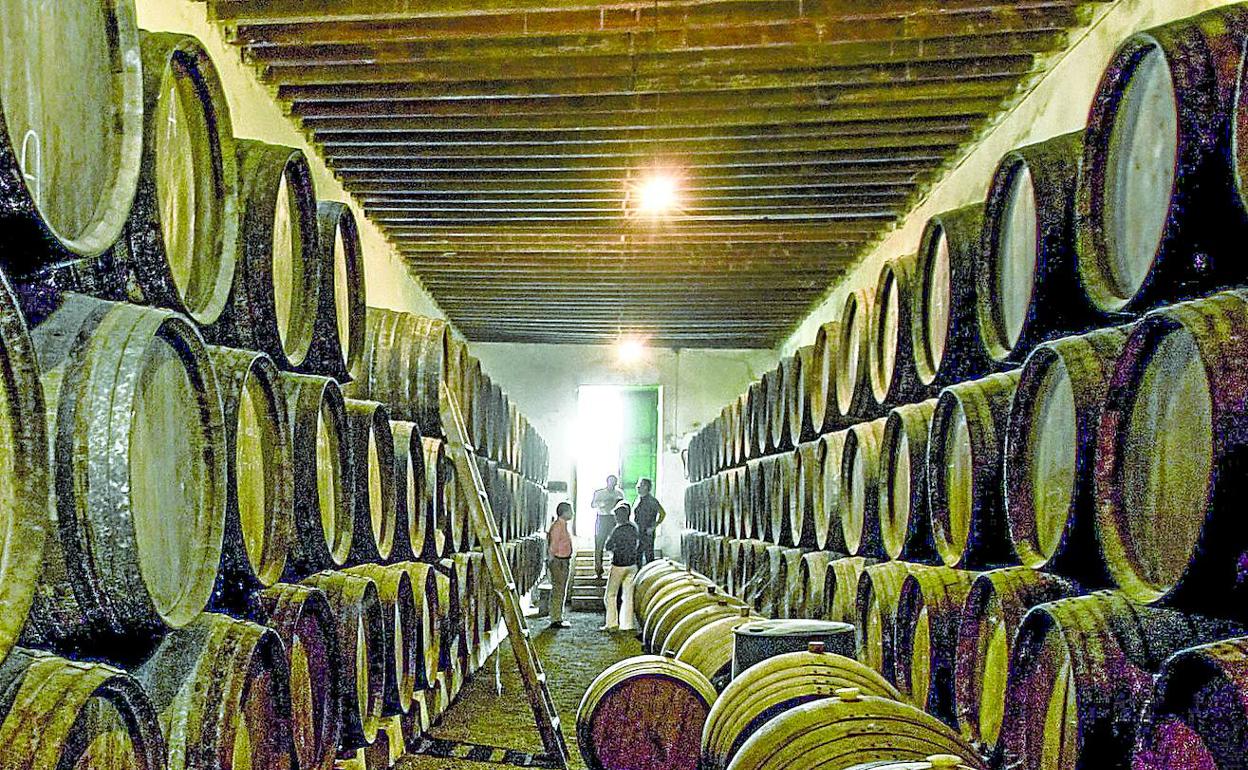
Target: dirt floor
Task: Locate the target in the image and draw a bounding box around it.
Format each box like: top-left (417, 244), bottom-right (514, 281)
top-left (396, 609), bottom-right (642, 770)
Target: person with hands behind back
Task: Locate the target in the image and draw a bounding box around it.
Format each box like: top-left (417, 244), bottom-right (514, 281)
top-left (601, 502), bottom-right (640, 632)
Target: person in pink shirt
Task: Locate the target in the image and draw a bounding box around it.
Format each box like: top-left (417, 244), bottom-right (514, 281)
top-left (546, 501), bottom-right (574, 628)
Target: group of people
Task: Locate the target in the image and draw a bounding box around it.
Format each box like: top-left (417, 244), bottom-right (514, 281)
top-left (544, 474), bottom-right (665, 631)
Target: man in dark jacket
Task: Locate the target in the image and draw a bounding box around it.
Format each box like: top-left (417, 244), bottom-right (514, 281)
top-left (601, 502), bottom-right (640, 631)
top-left (632, 477), bottom-right (666, 567)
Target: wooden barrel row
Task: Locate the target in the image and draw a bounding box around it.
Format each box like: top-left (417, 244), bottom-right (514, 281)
top-left (689, 5), bottom-right (1248, 486)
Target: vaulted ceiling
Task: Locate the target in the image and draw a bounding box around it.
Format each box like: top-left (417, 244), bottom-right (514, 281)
top-left (209, 0), bottom-right (1106, 347)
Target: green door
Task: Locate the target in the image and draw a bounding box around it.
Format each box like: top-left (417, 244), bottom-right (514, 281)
top-left (618, 387), bottom-right (659, 501)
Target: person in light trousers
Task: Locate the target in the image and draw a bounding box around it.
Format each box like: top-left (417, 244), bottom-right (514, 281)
top-left (546, 501), bottom-right (574, 628)
top-left (601, 502), bottom-right (640, 631)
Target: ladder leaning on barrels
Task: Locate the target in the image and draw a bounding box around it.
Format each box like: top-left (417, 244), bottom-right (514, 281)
top-left (440, 383), bottom-right (571, 768)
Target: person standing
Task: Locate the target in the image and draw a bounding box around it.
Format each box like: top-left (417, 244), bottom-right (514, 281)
top-left (590, 474), bottom-right (624, 578)
top-left (546, 501), bottom-right (574, 628)
top-left (632, 477), bottom-right (666, 567)
top-left (601, 502), bottom-right (640, 632)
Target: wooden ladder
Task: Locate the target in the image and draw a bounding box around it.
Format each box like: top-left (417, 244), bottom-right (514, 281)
top-left (439, 384), bottom-right (570, 768)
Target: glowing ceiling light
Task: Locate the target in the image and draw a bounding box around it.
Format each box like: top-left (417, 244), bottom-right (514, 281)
top-left (616, 336), bottom-right (647, 365)
top-left (635, 172), bottom-right (680, 216)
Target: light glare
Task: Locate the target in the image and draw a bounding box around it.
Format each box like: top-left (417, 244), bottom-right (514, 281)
top-left (617, 337), bottom-right (646, 364)
top-left (636, 173), bottom-right (680, 215)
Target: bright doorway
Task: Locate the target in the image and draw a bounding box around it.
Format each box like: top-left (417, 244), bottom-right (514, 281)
top-left (573, 385), bottom-right (661, 543)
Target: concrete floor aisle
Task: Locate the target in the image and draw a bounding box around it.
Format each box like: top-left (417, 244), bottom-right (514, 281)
top-left (396, 610), bottom-right (642, 770)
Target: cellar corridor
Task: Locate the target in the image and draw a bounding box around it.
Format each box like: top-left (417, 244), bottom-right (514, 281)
top-left (398, 611), bottom-right (641, 770)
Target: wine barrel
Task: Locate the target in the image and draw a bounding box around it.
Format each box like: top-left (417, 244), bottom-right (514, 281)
top-left (125, 31), bottom-right (236, 326)
top-left (433, 562), bottom-right (468, 674)
top-left (1132, 635), bottom-right (1248, 769)
top-left (1094, 291), bottom-right (1248, 612)
top-left (880, 399), bottom-right (938, 561)
top-left (726, 688), bottom-right (986, 770)
top-left (835, 289), bottom-right (878, 420)
top-left (998, 591), bottom-right (1244, 770)
top-left (811, 321), bottom-right (842, 433)
top-left (793, 346), bottom-right (814, 444)
top-left (26, 295), bottom-right (225, 652)
top-left (793, 441), bottom-right (822, 548)
top-left (979, 132), bottom-right (1093, 363)
top-left (281, 372), bottom-right (353, 574)
top-left (743, 457), bottom-right (766, 541)
top-left (209, 346), bottom-right (294, 607)
top-left (642, 579), bottom-right (718, 650)
top-left (870, 255), bottom-right (922, 408)
top-left (795, 551), bottom-right (834, 620)
top-left (775, 547), bottom-right (807, 619)
top-left (927, 371), bottom-right (1021, 568)
top-left (346, 308), bottom-right (449, 435)
top-left (1078, 7), bottom-right (1248, 315)
top-left (913, 205), bottom-right (994, 390)
top-left (649, 586), bottom-right (742, 654)
top-left (702, 646), bottom-right (901, 770)
top-left (576, 655), bottom-right (717, 770)
top-left (825, 556), bottom-right (872, 625)
top-left (662, 597), bottom-right (744, 658)
top-left (306, 201), bottom-right (365, 380)
top-left (820, 431), bottom-right (851, 553)
top-left (634, 560), bottom-right (690, 617)
top-left (390, 421), bottom-right (426, 562)
top-left (1004, 325), bottom-right (1130, 584)
top-left (856, 562), bottom-right (929, 682)
top-left (421, 437), bottom-right (449, 559)
top-left (344, 399), bottom-right (398, 564)
top-left (251, 583), bottom-right (340, 770)
top-left (770, 357), bottom-right (797, 452)
top-left (345, 564), bottom-right (418, 716)
top-left (301, 570), bottom-right (387, 749)
top-left (893, 567), bottom-right (978, 726)
top-left (842, 759), bottom-right (976, 770)
top-left (0, 0), bottom-right (143, 265)
top-left (210, 140), bottom-right (321, 371)
top-left (136, 612), bottom-right (295, 770)
top-left (842, 417), bottom-right (888, 557)
top-left (0, 270), bottom-right (49, 664)
top-left (677, 607), bottom-right (764, 686)
top-left (953, 567), bottom-right (1079, 754)
top-left (0, 648), bottom-right (165, 770)
top-left (770, 453), bottom-right (798, 546)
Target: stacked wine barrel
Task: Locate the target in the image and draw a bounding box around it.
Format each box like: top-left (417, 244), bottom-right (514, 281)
top-left (680, 7), bottom-right (1248, 769)
top-left (0, 5), bottom-right (551, 770)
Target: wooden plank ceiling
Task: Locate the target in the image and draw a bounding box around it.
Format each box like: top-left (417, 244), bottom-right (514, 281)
top-left (210, 0), bottom-right (1105, 348)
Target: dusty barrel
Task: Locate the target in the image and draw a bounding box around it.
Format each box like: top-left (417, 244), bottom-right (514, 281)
top-left (702, 645), bottom-right (901, 770)
top-left (251, 583), bottom-right (340, 770)
top-left (677, 607), bottom-right (764, 686)
top-left (953, 567), bottom-right (1079, 754)
top-left (893, 567), bottom-right (978, 725)
top-left (1095, 291), bottom-right (1248, 611)
top-left (811, 320), bottom-right (846, 433)
top-left (834, 289), bottom-right (878, 420)
top-left (304, 200), bottom-right (365, 380)
top-left (914, 205), bottom-right (994, 390)
top-left (281, 373), bottom-right (353, 574)
top-left (726, 688), bottom-right (986, 770)
top-left (344, 399), bottom-right (398, 564)
top-left (979, 132), bottom-right (1092, 363)
top-left (124, 31), bottom-right (237, 326)
top-left (793, 441), bottom-right (823, 548)
top-left (927, 371), bottom-right (1021, 568)
top-left (856, 562), bottom-right (929, 682)
top-left (1132, 635), bottom-right (1248, 769)
top-left (842, 417), bottom-right (888, 557)
top-left (870, 255), bottom-right (922, 408)
top-left (26, 295), bottom-right (225, 651)
top-left (344, 308), bottom-right (450, 437)
top-left (390, 421), bottom-right (427, 562)
top-left (209, 346), bottom-right (294, 607)
top-left (825, 556), bottom-right (872, 625)
top-left (210, 140), bottom-right (321, 371)
top-left (1078, 7), bottom-right (1248, 314)
top-left (998, 591), bottom-right (1243, 770)
top-left (576, 655), bottom-right (717, 770)
top-left (818, 431), bottom-right (850, 553)
top-left (301, 570), bottom-right (387, 749)
top-left (0, 648), bottom-right (165, 770)
top-left (880, 399), bottom-right (938, 561)
top-left (345, 564), bottom-right (418, 716)
top-left (796, 551), bottom-right (834, 619)
top-left (136, 612), bottom-right (295, 770)
top-left (0, 271), bottom-right (50, 664)
top-left (0, 0), bottom-right (143, 265)
top-left (1004, 325), bottom-right (1130, 584)
top-left (421, 437), bottom-right (448, 559)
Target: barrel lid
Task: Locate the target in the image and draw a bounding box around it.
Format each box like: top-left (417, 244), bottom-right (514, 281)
top-left (734, 619), bottom-right (854, 638)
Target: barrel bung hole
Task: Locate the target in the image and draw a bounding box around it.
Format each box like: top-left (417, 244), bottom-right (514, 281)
top-left (1122, 328), bottom-right (1211, 594)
